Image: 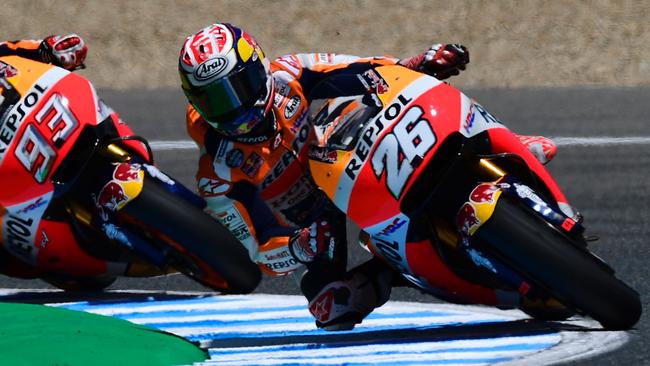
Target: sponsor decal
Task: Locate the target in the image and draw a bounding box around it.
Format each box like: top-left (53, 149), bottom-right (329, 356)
top-left (217, 208), bottom-right (252, 242)
top-left (514, 183), bottom-right (546, 207)
top-left (470, 183), bottom-right (499, 204)
top-left (198, 177), bottom-right (232, 196)
top-left (463, 104), bottom-right (476, 134)
top-left (0, 83), bottom-right (48, 159)
top-left (217, 208), bottom-right (244, 227)
top-left (273, 92), bottom-right (285, 108)
top-left (470, 182), bottom-right (510, 204)
top-left (0, 61), bottom-right (18, 78)
top-left (96, 181), bottom-right (128, 219)
top-left (309, 290), bottom-right (334, 322)
top-left (113, 163), bottom-right (142, 182)
top-left (270, 131), bottom-right (283, 150)
top-left (231, 224), bottom-right (252, 241)
top-left (232, 134), bottom-right (270, 144)
top-left (17, 197), bottom-right (48, 214)
top-left (143, 164), bottom-right (175, 185)
top-left (241, 152), bottom-right (264, 177)
top-left (102, 223), bottom-right (132, 248)
top-left (194, 57), bottom-right (229, 81)
top-left (378, 218), bottom-right (407, 236)
top-left (290, 111), bottom-right (307, 133)
top-left (267, 175), bottom-right (315, 214)
top-left (226, 148), bottom-right (244, 168)
top-left (276, 81), bottom-right (290, 97)
top-left (4, 214), bottom-right (36, 257)
top-left (216, 139), bottom-right (229, 159)
top-left (308, 145), bottom-right (338, 163)
top-left (358, 69), bottom-right (389, 94)
top-left (284, 95), bottom-right (301, 119)
top-left (2, 194), bottom-right (51, 262)
top-left (467, 248), bottom-right (497, 273)
top-left (373, 236), bottom-right (410, 274)
top-left (316, 53), bottom-right (333, 63)
top-left (260, 122), bottom-right (311, 189)
top-left (39, 230), bottom-right (49, 249)
top-left (344, 94), bottom-right (412, 180)
top-left (273, 82), bottom-right (291, 109)
top-left (462, 102), bottom-right (503, 136)
top-left (457, 203), bottom-right (480, 236)
top-left (264, 258), bottom-right (299, 273)
top-left (260, 246), bottom-right (300, 275)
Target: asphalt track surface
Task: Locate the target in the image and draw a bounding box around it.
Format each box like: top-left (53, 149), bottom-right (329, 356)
top-left (1, 86), bottom-right (649, 365)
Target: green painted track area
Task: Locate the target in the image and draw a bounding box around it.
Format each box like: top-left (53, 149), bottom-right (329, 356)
top-left (0, 302), bottom-right (207, 365)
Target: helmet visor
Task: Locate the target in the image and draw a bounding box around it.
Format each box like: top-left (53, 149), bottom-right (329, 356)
top-left (184, 58), bottom-right (268, 124)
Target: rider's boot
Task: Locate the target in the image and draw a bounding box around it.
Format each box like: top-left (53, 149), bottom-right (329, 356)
top-left (516, 134), bottom-right (557, 165)
top-left (306, 258), bottom-right (394, 331)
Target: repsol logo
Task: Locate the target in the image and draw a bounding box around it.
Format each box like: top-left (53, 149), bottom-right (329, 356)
top-left (344, 94), bottom-right (412, 179)
top-left (5, 215), bottom-right (36, 257)
top-left (261, 122), bottom-right (310, 189)
top-left (194, 57), bottom-right (228, 81)
top-left (378, 218), bottom-right (407, 236)
top-left (265, 258), bottom-right (298, 271)
top-left (0, 83), bottom-right (48, 154)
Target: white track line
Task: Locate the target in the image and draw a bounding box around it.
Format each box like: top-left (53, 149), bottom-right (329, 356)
top-left (553, 137), bottom-right (650, 146)
top-left (148, 137), bottom-right (650, 151)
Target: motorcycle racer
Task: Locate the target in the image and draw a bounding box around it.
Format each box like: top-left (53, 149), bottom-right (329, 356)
top-left (1, 35), bottom-right (89, 279)
top-left (180, 23), bottom-right (557, 330)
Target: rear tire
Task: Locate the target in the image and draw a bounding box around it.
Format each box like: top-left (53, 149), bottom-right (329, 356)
top-left (121, 176), bottom-right (261, 294)
top-left (475, 196), bottom-right (641, 330)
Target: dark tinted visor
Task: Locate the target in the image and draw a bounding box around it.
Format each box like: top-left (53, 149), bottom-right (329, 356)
top-left (185, 58), bottom-right (267, 123)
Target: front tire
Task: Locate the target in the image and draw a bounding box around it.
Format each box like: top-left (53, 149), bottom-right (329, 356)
top-left (475, 195), bottom-right (641, 330)
top-left (121, 176), bottom-right (261, 294)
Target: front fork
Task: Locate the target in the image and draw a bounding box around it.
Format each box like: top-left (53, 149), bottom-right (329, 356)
top-left (454, 159), bottom-right (585, 297)
top-left (73, 143), bottom-right (205, 270)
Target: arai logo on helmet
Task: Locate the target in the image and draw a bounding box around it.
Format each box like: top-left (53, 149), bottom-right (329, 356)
top-left (194, 57), bottom-right (229, 81)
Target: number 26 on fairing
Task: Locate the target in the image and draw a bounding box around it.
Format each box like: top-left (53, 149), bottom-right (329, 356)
top-left (371, 106), bottom-right (436, 199)
top-left (15, 94), bottom-right (79, 183)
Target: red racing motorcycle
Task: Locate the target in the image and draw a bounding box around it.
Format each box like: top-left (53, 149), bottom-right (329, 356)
top-left (0, 56), bottom-right (260, 293)
top-left (307, 65), bottom-right (641, 330)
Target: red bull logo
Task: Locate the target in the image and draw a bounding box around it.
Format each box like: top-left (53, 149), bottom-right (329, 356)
top-left (97, 181), bottom-right (128, 213)
top-left (113, 163), bottom-right (142, 182)
top-left (470, 183), bottom-right (500, 204)
top-left (457, 203), bottom-right (480, 236)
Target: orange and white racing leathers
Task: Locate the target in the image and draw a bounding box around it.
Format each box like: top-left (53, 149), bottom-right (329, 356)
top-left (186, 53), bottom-right (400, 278)
top-left (0, 39), bottom-right (44, 61)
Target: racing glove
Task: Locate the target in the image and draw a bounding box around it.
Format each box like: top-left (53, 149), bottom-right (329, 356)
top-left (39, 34), bottom-right (88, 71)
top-left (289, 219), bottom-right (335, 264)
top-left (400, 43), bottom-right (469, 80)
